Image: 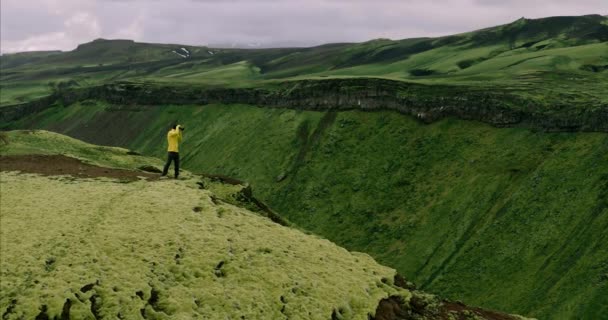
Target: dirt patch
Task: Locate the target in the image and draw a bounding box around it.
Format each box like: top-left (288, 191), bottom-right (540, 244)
top-left (138, 165), bottom-right (162, 173)
top-left (0, 132), bottom-right (9, 145)
top-left (393, 274), bottom-right (417, 290)
top-left (0, 155), bottom-right (157, 181)
top-left (370, 295), bottom-right (524, 320)
top-left (371, 295), bottom-right (410, 320)
top-left (440, 300), bottom-right (521, 320)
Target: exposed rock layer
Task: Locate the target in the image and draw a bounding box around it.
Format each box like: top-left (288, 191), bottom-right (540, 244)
top-left (2, 78), bottom-right (607, 132)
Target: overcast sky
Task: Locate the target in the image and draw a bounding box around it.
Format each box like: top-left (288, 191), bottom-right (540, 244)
top-left (1, 0), bottom-right (605, 53)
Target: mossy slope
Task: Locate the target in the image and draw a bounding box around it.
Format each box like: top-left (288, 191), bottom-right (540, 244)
top-left (1, 172), bottom-right (401, 319)
top-left (7, 103), bottom-right (606, 319)
top-left (0, 131), bottom-right (533, 320)
top-left (0, 131), bottom-right (399, 319)
top-left (0, 130), bottom-right (162, 170)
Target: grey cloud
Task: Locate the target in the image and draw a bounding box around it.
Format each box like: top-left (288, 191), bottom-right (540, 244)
top-left (1, 0), bottom-right (606, 53)
top-left (474, 0), bottom-right (606, 5)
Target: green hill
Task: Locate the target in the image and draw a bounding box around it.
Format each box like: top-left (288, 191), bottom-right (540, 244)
top-left (1, 15), bottom-right (607, 106)
top-left (1, 14), bottom-right (607, 320)
top-left (0, 130), bottom-right (530, 320)
top-left (5, 101), bottom-right (608, 319)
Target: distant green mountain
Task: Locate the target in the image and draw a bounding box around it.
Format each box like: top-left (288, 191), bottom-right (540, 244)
top-left (1, 14), bottom-right (607, 107)
top-left (1, 14), bottom-right (607, 320)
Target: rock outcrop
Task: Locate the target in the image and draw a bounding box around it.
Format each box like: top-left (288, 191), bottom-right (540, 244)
top-left (2, 78), bottom-right (607, 132)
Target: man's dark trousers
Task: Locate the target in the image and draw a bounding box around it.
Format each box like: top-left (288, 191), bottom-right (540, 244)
top-left (162, 152), bottom-right (180, 178)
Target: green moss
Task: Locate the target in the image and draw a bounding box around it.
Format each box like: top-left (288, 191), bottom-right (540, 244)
top-left (0, 130), bottom-right (163, 171)
top-left (120, 107), bottom-right (607, 319)
top-left (2, 14), bottom-right (606, 319)
top-left (7, 102), bottom-right (607, 318)
top-left (0, 171), bottom-right (408, 319)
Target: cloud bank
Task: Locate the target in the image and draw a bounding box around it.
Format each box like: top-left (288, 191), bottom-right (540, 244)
top-left (1, 0), bottom-right (605, 52)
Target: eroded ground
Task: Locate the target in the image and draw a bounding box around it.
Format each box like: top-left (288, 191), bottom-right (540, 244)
top-left (0, 154), bottom-right (157, 181)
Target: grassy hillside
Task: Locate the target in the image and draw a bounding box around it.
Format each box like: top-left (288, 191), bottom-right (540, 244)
top-left (1, 15), bottom-right (606, 106)
top-left (7, 102), bottom-right (607, 319)
top-left (1, 172), bottom-right (396, 319)
top-left (2, 13), bottom-right (607, 320)
top-left (0, 130), bottom-right (163, 170)
top-left (0, 130), bottom-right (532, 320)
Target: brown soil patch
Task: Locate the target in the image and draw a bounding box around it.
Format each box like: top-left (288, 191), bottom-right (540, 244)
top-left (0, 132), bottom-right (9, 145)
top-left (372, 295), bottom-right (410, 320)
top-left (370, 295), bottom-right (523, 320)
top-left (440, 300), bottom-right (521, 320)
top-left (0, 155), bottom-right (157, 181)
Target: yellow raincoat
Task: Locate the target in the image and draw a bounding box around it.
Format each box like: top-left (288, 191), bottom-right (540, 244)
top-left (167, 125), bottom-right (183, 152)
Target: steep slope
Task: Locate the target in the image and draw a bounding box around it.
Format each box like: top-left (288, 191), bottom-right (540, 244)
top-left (6, 103), bottom-right (607, 319)
top-left (0, 130), bottom-right (530, 320)
top-left (1, 13), bottom-right (607, 320)
top-left (0, 51), bottom-right (62, 69)
top-left (2, 77), bottom-right (607, 133)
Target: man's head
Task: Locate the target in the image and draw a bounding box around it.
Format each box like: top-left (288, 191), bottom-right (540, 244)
top-left (170, 122), bottom-right (184, 131)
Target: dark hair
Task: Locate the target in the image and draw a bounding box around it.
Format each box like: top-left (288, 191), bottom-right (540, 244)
top-left (171, 122), bottom-right (178, 129)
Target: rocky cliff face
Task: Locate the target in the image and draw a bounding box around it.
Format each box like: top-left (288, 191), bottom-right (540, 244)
top-left (0, 95), bottom-right (58, 124)
top-left (2, 78), bottom-right (607, 132)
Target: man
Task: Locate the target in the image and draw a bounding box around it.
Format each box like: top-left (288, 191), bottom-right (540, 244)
top-left (162, 124), bottom-right (184, 179)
